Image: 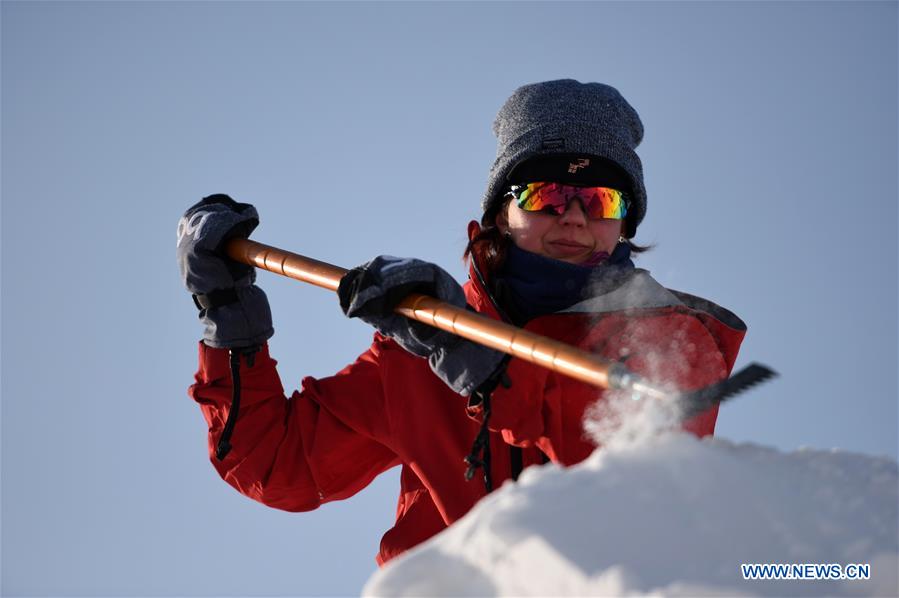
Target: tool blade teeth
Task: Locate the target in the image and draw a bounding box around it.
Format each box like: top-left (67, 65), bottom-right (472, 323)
top-left (677, 363), bottom-right (778, 420)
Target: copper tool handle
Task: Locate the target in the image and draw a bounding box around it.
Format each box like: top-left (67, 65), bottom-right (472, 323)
top-left (225, 238), bottom-right (614, 389)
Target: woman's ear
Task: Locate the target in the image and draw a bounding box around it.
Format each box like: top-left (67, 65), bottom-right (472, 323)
top-left (494, 200), bottom-right (511, 234)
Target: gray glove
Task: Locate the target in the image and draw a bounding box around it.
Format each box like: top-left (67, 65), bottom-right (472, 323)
top-left (176, 194), bottom-right (273, 348)
top-left (338, 255), bottom-right (506, 396)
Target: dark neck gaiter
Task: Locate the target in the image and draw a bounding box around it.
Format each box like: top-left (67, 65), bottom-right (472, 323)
top-left (492, 242), bottom-right (635, 325)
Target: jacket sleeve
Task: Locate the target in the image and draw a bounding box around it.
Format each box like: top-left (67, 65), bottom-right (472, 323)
top-left (189, 341), bottom-right (401, 512)
top-left (482, 312), bottom-right (730, 456)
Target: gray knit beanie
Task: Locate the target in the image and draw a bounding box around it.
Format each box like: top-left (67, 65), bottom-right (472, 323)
top-left (482, 79), bottom-right (646, 238)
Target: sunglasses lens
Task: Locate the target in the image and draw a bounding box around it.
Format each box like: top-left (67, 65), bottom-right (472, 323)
top-left (584, 187), bottom-right (628, 219)
top-left (516, 183), bottom-right (565, 214)
top-left (513, 183), bottom-right (628, 220)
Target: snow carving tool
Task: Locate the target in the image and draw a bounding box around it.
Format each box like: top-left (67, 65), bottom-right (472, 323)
top-left (225, 238), bottom-right (776, 408)
top-left (675, 364), bottom-right (777, 419)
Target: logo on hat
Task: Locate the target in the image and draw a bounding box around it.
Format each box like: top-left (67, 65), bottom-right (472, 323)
top-left (568, 158), bottom-right (590, 174)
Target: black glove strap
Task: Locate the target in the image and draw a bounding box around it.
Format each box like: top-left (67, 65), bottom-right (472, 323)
top-left (464, 356), bottom-right (513, 493)
top-left (192, 288), bottom-right (240, 311)
top-left (215, 345), bottom-right (261, 461)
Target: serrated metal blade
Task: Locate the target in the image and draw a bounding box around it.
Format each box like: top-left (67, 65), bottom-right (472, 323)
top-left (677, 363), bottom-right (778, 421)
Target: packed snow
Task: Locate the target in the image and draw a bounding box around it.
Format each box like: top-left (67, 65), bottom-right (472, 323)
top-left (364, 396), bottom-right (898, 597)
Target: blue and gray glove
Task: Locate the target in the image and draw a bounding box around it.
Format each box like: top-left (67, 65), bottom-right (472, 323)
top-left (338, 256), bottom-right (506, 396)
top-left (177, 194), bottom-right (274, 348)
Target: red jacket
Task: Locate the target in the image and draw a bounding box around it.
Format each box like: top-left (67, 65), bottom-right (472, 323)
top-left (189, 243), bottom-right (746, 566)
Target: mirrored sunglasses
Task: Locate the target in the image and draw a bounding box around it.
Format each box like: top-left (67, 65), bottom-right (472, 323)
top-left (508, 182), bottom-right (629, 220)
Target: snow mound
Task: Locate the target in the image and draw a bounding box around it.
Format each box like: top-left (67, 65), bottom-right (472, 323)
top-left (364, 433), bottom-right (898, 597)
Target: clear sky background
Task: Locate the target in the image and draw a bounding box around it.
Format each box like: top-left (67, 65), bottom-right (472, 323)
top-left (2, 1), bottom-right (896, 596)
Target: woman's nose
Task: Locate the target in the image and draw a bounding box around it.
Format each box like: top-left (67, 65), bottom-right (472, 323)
top-left (558, 199), bottom-right (588, 226)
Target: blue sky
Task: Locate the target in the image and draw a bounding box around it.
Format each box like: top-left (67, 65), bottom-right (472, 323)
top-left (3, 1), bottom-right (896, 596)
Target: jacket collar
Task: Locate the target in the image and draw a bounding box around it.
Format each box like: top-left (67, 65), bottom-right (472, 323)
top-left (461, 221), bottom-right (745, 333)
top-left (463, 221), bottom-right (505, 321)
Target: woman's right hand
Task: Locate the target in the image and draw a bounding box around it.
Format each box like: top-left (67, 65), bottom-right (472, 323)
top-left (177, 194), bottom-right (260, 295)
top-left (176, 194), bottom-right (273, 348)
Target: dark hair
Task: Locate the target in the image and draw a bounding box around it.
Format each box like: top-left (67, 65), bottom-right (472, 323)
top-left (463, 198), bottom-right (653, 274)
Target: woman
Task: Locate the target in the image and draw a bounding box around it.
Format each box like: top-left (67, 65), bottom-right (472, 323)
top-left (177, 79), bottom-right (746, 566)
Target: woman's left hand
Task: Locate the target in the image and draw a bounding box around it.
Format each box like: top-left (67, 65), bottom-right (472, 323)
top-left (338, 256), bottom-right (506, 396)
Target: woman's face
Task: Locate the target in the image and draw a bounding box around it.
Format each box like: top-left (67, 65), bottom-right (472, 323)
top-left (496, 196), bottom-right (624, 265)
